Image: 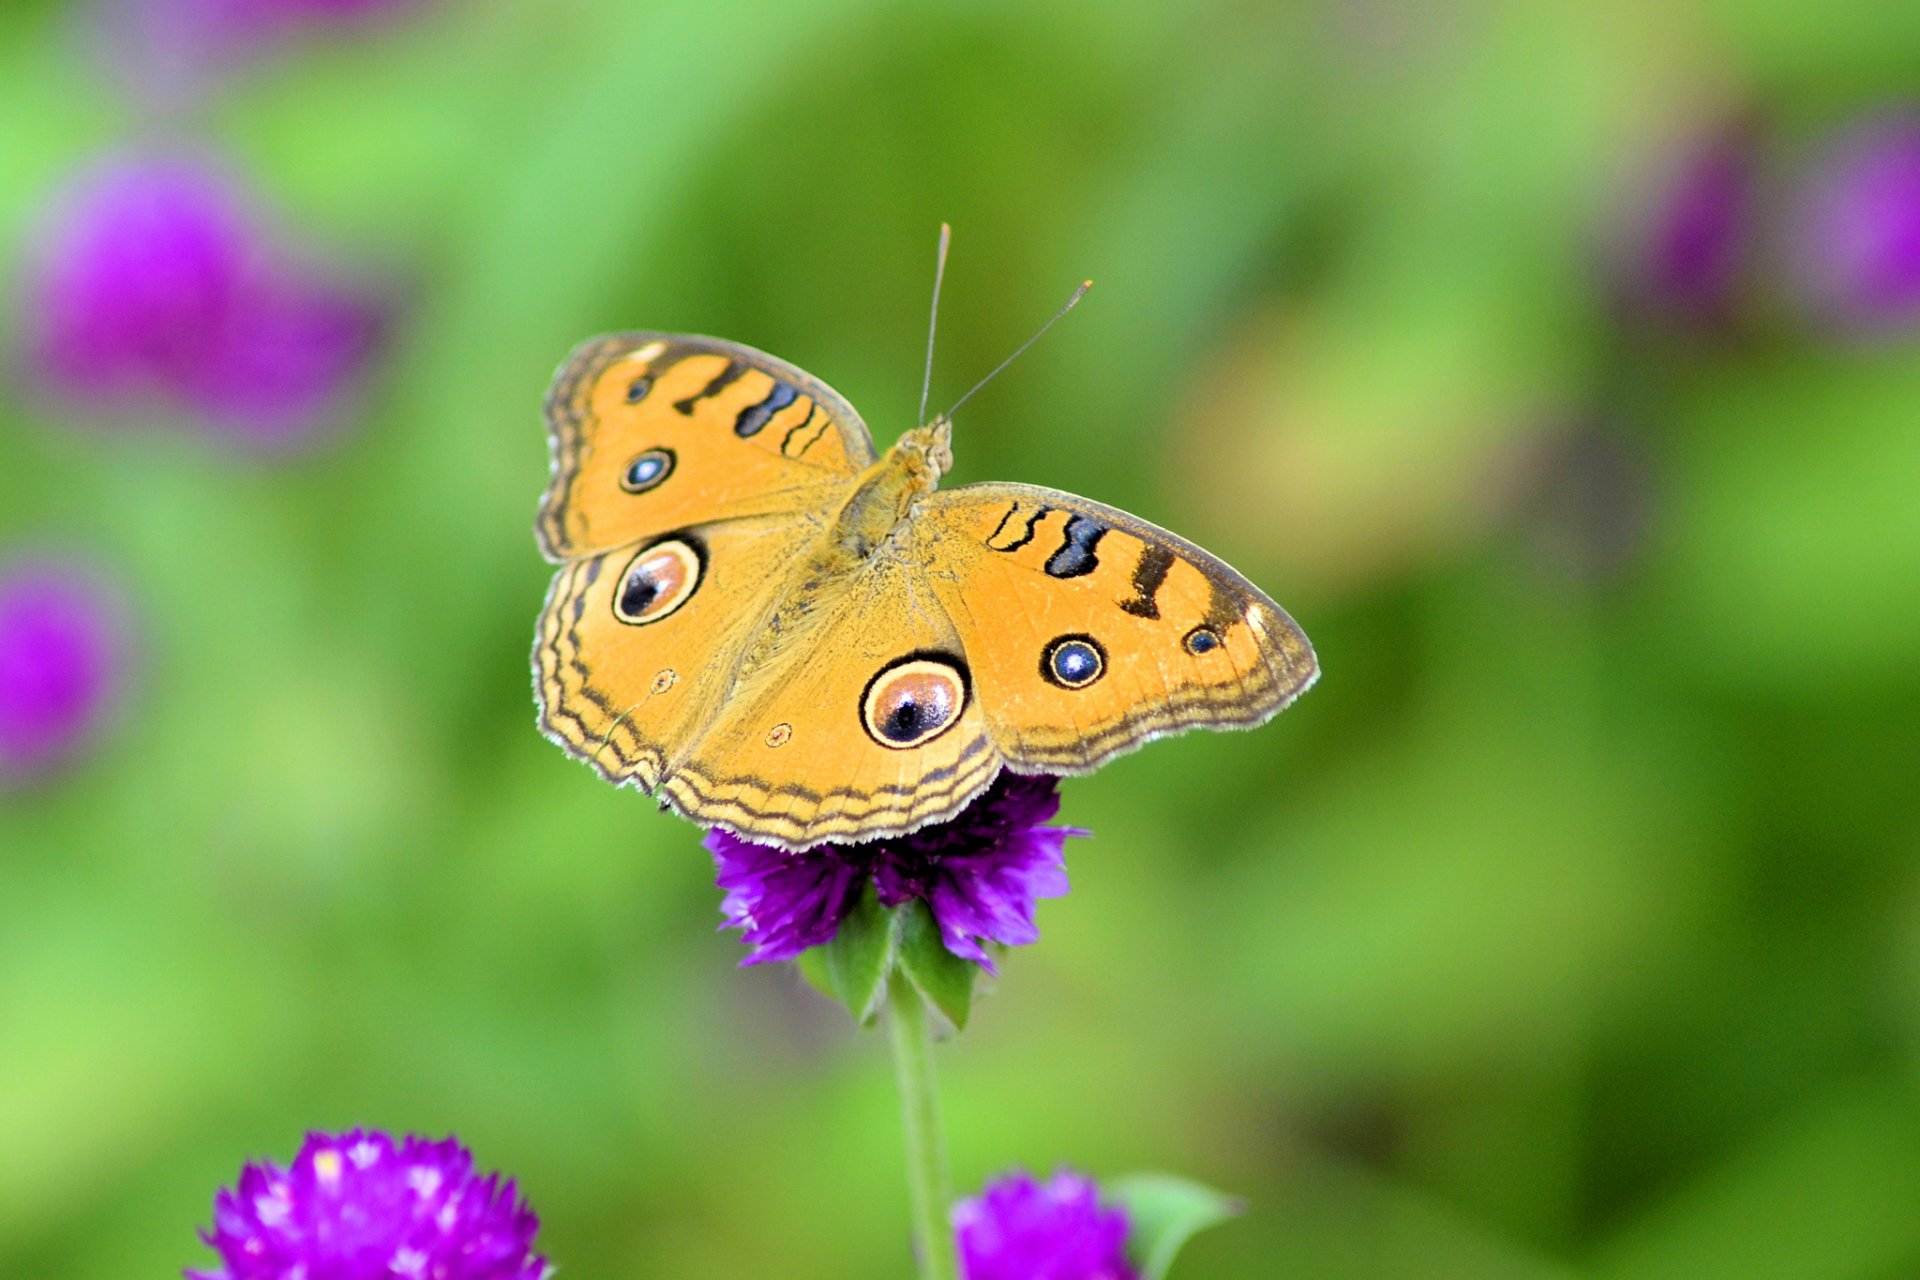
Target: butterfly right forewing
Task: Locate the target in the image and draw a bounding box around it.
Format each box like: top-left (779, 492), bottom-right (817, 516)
top-left (911, 482), bottom-right (1317, 774)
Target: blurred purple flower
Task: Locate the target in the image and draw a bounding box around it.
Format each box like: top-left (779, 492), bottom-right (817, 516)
top-left (955, 1168), bottom-right (1138, 1280)
top-left (705, 773), bottom-right (1083, 971)
top-left (1624, 121), bottom-right (1758, 325)
top-left (20, 155), bottom-right (382, 451)
top-left (189, 1130), bottom-right (551, 1280)
top-left (96, 0), bottom-right (429, 99)
top-left (1790, 109), bottom-right (1920, 332)
top-left (0, 557), bottom-right (128, 786)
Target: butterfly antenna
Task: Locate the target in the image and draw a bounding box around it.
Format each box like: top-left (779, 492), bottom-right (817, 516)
top-left (918, 222), bottom-right (952, 426)
top-left (940, 278), bottom-right (1092, 424)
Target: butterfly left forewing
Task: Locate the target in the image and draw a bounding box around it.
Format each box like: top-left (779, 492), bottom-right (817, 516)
top-left (538, 332), bottom-right (877, 562)
top-left (912, 482), bottom-right (1317, 773)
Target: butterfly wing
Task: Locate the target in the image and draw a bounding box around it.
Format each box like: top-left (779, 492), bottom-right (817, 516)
top-left (537, 332), bottom-right (877, 561)
top-left (535, 514), bottom-right (824, 790)
top-left (534, 332), bottom-right (875, 790)
top-left (911, 482), bottom-right (1317, 773)
top-left (658, 554), bottom-right (1003, 849)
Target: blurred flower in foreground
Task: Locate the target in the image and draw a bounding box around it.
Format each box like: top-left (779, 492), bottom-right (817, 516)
top-left (706, 773), bottom-right (1082, 971)
top-left (20, 155), bottom-right (382, 452)
top-left (1789, 109), bottom-right (1920, 333)
top-left (0, 557), bottom-right (128, 787)
top-left (1621, 120), bottom-right (1758, 326)
top-left (190, 1130), bottom-right (550, 1280)
top-left (955, 1168), bottom-right (1138, 1280)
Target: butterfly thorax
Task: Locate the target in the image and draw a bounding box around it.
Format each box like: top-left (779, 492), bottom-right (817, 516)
top-left (735, 422), bottom-right (952, 679)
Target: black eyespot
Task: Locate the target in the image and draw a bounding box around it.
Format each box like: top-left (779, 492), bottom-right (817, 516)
top-left (612, 537), bottom-right (702, 625)
top-left (1041, 634), bottom-right (1106, 690)
top-left (625, 376), bottom-right (652, 404)
top-left (861, 655), bottom-right (970, 750)
top-left (620, 448), bottom-right (675, 493)
top-left (1184, 626), bottom-right (1222, 655)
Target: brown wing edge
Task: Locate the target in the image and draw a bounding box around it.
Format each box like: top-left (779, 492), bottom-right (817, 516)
top-left (534, 331), bottom-right (880, 563)
top-left (529, 554), bottom-right (668, 790)
top-left (656, 745), bottom-right (1007, 853)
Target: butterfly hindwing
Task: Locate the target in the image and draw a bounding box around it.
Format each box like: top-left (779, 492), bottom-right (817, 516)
top-left (537, 332), bottom-right (878, 562)
top-left (912, 482), bottom-right (1318, 773)
top-left (661, 556), bottom-right (1002, 849)
top-left (535, 515), bottom-right (822, 790)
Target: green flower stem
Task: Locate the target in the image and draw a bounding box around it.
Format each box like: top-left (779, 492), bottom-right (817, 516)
top-left (888, 975), bottom-right (958, 1280)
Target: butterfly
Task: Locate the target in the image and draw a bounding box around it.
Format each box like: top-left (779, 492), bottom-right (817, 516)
top-left (533, 318), bottom-right (1317, 851)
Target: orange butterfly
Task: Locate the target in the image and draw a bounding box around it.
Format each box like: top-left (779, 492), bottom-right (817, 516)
top-left (533, 266), bottom-right (1316, 850)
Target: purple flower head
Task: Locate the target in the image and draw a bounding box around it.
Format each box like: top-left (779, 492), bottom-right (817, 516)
top-left (704, 772), bottom-right (1084, 972)
top-left (955, 1168), bottom-right (1138, 1280)
top-left (1622, 119), bottom-right (1759, 325)
top-left (189, 1130), bottom-right (551, 1280)
top-left (1789, 109), bottom-right (1920, 332)
top-left (20, 155), bottom-right (382, 451)
top-left (0, 557), bottom-right (128, 786)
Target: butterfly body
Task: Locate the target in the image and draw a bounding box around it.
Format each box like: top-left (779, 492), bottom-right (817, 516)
top-left (535, 333), bottom-right (1316, 850)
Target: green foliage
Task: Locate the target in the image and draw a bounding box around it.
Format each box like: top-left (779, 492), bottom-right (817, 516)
top-left (1108, 1173), bottom-right (1242, 1280)
top-left (821, 884), bottom-right (899, 1026)
top-left (800, 896), bottom-right (980, 1032)
top-left (894, 901), bottom-right (978, 1032)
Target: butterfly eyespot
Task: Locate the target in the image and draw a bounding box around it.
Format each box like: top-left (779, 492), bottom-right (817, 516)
top-left (624, 375), bottom-right (653, 404)
top-left (1183, 626), bottom-right (1222, 655)
top-left (764, 723), bottom-right (792, 748)
top-left (1041, 634), bottom-right (1106, 690)
top-left (650, 669), bottom-right (678, 695)
top-left (620, 448), bottom-right (675, 493)
top-left (862, 656), bottom-right (968, 750)
top-left (613, 538), bottom-right (702, 625)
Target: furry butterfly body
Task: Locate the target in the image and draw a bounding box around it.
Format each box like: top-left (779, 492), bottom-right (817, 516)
top-left (534, 333), bottom-right (1317, 850)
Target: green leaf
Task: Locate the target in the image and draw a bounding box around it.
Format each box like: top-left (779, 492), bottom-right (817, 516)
top-left (794, 947), bottom-right (836, 1002)
top-left (1108, 1173), bottom-right (1243, 1280)
top-left (894, 901), bottom-right (980, 1031)
top-left (820, 883), bottom-right (899, 1025)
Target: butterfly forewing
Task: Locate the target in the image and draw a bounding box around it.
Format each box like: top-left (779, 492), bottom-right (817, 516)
top-left (912, 483), bottom-right (1317, 773)
top-left (538, 333), bottom-right (878, 562)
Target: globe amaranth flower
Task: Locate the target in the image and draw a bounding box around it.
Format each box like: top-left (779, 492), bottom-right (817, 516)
top-left (1789, 108), bottom-right (1920, 332)
top-left (955, 1168), bottom-right (1138, 1280)
top-left (705, 772), bottom-right (1084, 971)
top-left (189, 1130), bottom-right (551, 1280)
top-left (1622, 119), bottom-right (1759, 325)
top-left (20, 154), bottom-right (382, 451)
top-left (0, 556), bottom-right (128, 786)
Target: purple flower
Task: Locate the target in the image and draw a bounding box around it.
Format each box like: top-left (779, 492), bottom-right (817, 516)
top-left (0, 557), bottom-right (128, 785)
top-left (94, 0), bottom-right (429, 99)
top-left (955, 1168), bottom-right (1138, 1280)
top-left (1623, 120), bottom-right (1759, 325)
top-left (20, 155), bottom-right (382, 451)
top-left (704, 773), bottom-right (1083, 971)
top-left (1789, 109), bottom-right (1920, 332)
top-left (189, 1130), bottom-right (551, 1280)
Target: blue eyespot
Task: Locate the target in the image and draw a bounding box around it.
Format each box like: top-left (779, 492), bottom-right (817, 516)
top-left (1183, 627), bottom-right (1222, 655)
top-left (621, 448), bottom-right (675, 493)
top-left (1043, 635), bottom-right (1105, 690)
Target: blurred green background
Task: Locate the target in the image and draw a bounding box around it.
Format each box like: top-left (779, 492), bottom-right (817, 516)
top-left (5, 0), bottom-right (1920, 1276)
